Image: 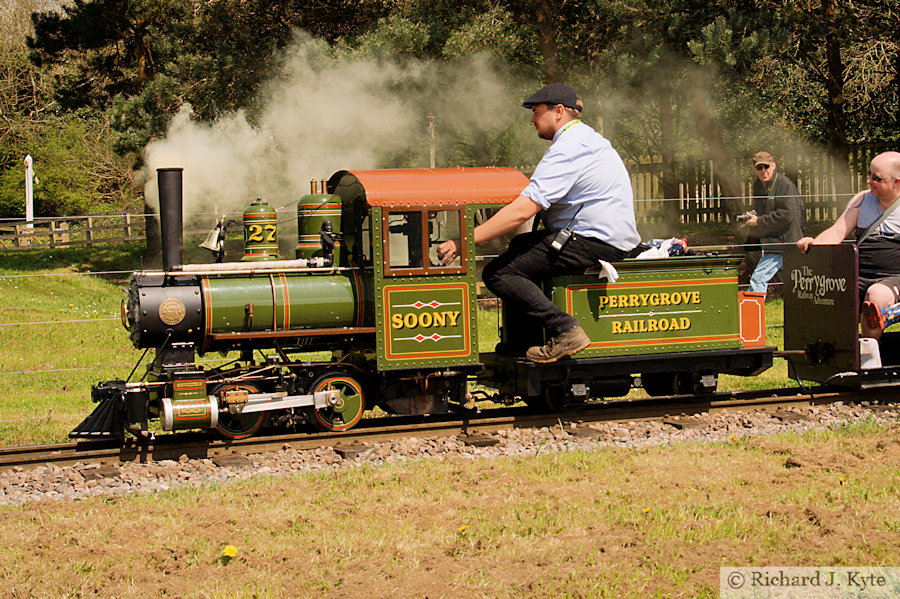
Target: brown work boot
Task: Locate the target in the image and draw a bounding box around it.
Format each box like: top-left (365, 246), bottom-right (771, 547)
top-left (525, 326), bottom-right (591, 363)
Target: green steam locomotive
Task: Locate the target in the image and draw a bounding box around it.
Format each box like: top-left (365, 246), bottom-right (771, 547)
top-left (74, 167), bottom-right (773, 440)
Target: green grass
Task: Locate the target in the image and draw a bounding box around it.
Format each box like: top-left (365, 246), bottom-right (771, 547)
top-left (1, 243), bottom-right (796, 445)
top-left (0, 245), bottom-right (147, 445)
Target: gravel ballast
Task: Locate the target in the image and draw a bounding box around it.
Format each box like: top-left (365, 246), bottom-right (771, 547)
top-left (1, 401), bottom-right (896, 506)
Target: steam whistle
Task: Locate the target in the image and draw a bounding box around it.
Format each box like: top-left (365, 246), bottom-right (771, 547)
top-left (200, 215), bottom-right (227, 263)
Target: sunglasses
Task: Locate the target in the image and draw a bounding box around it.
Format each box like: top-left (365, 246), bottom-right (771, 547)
top-left (755, 164), bottom-right (770, 171)
top-left (869, 172), bottom-right (897, 183)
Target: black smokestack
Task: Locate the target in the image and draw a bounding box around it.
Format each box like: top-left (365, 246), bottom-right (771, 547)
top-left (157, 168), bottom-right (184, 271)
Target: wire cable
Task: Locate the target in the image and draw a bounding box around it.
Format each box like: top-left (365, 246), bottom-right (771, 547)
top-left (0, 189), bottom-right (866, 223)
top-left (0, 318), bottom-right (119, 327)
top-left (0, 270), bottom-right (134, 278)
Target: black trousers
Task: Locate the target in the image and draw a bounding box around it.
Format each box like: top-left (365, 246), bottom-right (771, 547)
top-left (482, 230), bottom-right (626, 343)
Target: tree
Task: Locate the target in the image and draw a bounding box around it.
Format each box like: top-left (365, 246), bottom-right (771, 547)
top-left (0, 2), bottom-right (138, 218)
top-left (27, 0), bottom-right (392, 153)
top-left (746, 0), bottom-right (898, 189)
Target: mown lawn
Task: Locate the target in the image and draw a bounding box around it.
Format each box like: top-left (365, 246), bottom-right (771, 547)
top-left (0, 246), bottom-right (146, 445)
top-left (0, 421), bottom-right (896, 598)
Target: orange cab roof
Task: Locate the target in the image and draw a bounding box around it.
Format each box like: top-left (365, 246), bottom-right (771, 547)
top-left (345, 167), bottom-right (529, 207)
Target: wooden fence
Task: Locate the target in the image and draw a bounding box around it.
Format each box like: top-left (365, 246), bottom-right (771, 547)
top-left (629, 141), bottom-right (898, 226)
top-left (0, 211), bottom-right (145, 250)
top-left (0, 142), bottom-right (896, 249)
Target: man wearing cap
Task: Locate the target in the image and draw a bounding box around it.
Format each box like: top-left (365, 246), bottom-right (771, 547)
top-left (437, 83), bottom-right (640, 363)
top-left (739, 151), bottom-right (804, 295)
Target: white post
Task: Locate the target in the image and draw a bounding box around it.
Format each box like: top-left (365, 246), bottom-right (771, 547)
top-left (24, 155), bottom-right (33, 229)
top-left (427, 115), bottom-right (435, 169)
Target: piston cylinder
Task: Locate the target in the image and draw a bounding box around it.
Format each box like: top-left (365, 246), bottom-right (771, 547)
top-left (161, 372), bottom-right (217, 431)
top-left (161, 396), bottom-right (219, 431)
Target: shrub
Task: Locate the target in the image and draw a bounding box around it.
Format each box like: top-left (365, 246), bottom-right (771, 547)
top-left (0, 113), bottom-right (138, 218)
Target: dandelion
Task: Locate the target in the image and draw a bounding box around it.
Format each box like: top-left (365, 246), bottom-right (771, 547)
top-left (457, 525), bottom-right (468, 533)
top-left (217, 545), bottom-right (238, 566)
top-left (643, 508), bottom-right (650, 513)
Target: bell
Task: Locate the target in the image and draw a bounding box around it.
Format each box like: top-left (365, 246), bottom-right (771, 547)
top-left (199, 216), bottom-right (226, 262)
top-left (199, 227), bottom-right (221, 252)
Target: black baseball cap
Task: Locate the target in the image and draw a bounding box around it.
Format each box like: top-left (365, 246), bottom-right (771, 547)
top-left (522, 83), bottom-right (580, 110)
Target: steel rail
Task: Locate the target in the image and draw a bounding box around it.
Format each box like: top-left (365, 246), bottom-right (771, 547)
top-left (1, 385), bottom-right (898, 473)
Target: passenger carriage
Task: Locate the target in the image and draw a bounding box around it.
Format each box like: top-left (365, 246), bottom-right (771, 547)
top-left (784, 244), bottom-right (900, 388)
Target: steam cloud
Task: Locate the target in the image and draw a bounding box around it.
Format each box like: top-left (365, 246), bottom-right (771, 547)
top-left (142, 31), bottom-right (537, 229)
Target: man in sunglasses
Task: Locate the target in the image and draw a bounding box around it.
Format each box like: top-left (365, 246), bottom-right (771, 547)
top-left (738, 151), bottom-right (804, 295)
top-left (798, 151), bottom-right (900, 339)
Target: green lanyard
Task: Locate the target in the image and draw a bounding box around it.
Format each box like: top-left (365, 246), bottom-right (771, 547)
top-left (557, 119), bottom-right (581, 138)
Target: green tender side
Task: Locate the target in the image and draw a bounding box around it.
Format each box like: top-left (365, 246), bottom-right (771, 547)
top-left (548, 255), bottom-right (742, 357)
top-left (202, 272), bottom-right (363, 334)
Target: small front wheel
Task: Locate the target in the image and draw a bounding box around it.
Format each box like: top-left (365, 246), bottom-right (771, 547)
top-left (304, 371), bottom-right (366, 432)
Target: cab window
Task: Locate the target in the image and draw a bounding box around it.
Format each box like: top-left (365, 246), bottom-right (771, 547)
top-left (384, 208), bottom-right (465, 276)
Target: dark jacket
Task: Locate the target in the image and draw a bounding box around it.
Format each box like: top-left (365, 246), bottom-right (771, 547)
top-left (751, 172), bottom-right (803, 253)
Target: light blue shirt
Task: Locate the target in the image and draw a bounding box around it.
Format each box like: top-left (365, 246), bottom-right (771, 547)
top-left (522, 121), bottom-right (640, 252)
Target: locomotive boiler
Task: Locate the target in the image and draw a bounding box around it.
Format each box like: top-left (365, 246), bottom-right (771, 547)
top-left (75, 166), bottom-right (780, 441)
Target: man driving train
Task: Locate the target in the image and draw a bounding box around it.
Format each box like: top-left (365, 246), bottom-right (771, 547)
top-left (437, 83), bottom-right (640, 363)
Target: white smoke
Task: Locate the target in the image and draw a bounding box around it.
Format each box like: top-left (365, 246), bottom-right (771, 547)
top-left (142, 32), bottom-right (535, 228)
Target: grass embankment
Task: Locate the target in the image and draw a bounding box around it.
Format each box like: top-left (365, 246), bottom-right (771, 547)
top-left (1, 243), bottom-right (798, 446)
top-left (0, 421), bottom-right (897, 597)
top-left (0, 246), bottom-right (146, 445)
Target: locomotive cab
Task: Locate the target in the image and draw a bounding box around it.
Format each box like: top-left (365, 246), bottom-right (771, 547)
top-left (330, 168), bottom-right (529, 414)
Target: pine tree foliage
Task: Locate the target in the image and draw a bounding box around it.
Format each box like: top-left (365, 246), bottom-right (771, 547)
top-left (0, 0), bottom-right (895, 220)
